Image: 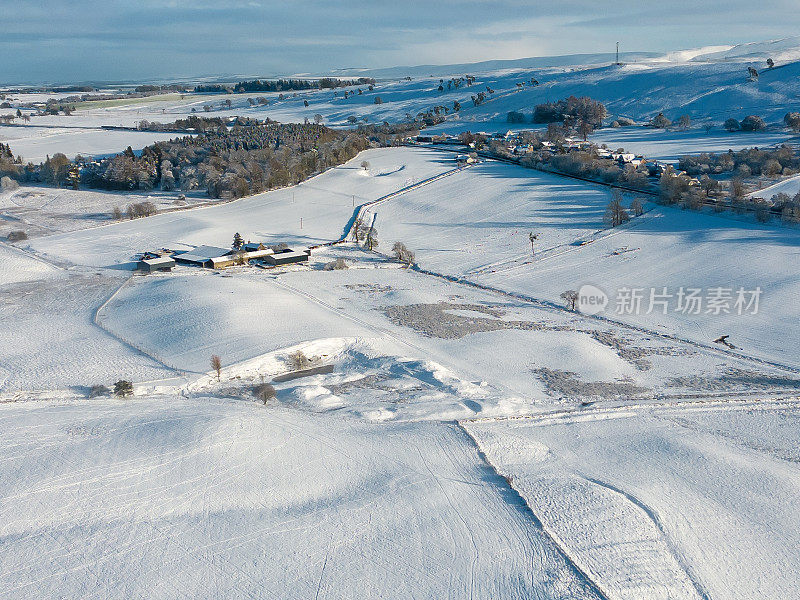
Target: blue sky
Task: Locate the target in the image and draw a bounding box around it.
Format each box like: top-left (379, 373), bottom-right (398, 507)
top-left (1, 0), bottom-right (798, 83)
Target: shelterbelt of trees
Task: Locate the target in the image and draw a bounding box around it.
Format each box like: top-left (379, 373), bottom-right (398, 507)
top-left (195, 77), bottom-right (376, 94)
top-left (0, 117), bottom-right (423, 200)
top-left (88, 121), bottom-right (370, 197)
top-left (85, 118), bottom-right (420, 198)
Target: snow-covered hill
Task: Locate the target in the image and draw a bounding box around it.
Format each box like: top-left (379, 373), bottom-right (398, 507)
top-left (5, 37), bottom-right (800, 165)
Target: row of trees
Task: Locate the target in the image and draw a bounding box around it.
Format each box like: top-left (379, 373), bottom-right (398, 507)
top-left (678, 145), bottom-right (800, 178)
top-left (136, 115), bottom-right (227, 132)
top-left (85, 115), bottom-right (432, 199)
top-left (658, 166), bottom-right (795, 223)
top-left (648, 113), bottom-right (692, 129)
top-left (540, 151), bottom-right (651, 189)
top-left (196, 78), bottom-right (376, 94)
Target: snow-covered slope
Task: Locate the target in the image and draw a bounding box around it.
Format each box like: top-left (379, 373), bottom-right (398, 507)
top-left (28, 147), bottom-right (452, 267)
top-left (0, 397), bottom-right (603, 599)
top-left (100, 273), bottom-right (373, 373)
top-left (0, 242), bottom-right (60, 284)
top-left (369, 158), bottom-right (800, 369)
top-left (465, 400), bottom-right (800, 600)
top-left (362, 160), bottom-right (613, 277)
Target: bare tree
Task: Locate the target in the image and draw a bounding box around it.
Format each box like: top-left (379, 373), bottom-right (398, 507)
top-left (630, 197), bottom-right (644, 216)
top-left (729, 177), bottom-right (747, 200)
top-left (88, 384), bottom-right (111, 398)
top-left (604, 191), bottom-right (630, 227)
top-left (360, 160), bottom-right (370, 171)
top-left (392, 241), bottom-right (415, 265)
top-left (287, 350), bottom-right (311, 371)
top-left (253, 383), bottom-right (276, 404)
top-left (560, 290), bottom-right (578, 311)
top-left (364, 227), bottom-right (378, 250)
top-left (323, 258), bottom-right (348, 270)
top-left (528, 232), bottom-right (539, 256)
top-left (211, 355), bottom-right (222, 381)
top-left (578, 120), bottom-right (593, 141)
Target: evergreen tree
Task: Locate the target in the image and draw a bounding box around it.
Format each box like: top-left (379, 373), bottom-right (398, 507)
top-left (113, 380), bottom-right (133, 397)
top-left (232, 232), bottom-right (244, 250)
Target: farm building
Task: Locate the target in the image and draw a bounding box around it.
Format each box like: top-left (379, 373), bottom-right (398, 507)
top-left (207, 248), bottom-right (274, 268)
top-left (265, 248), bottom-right (310, 266)
top-left (137, 256), bottom-right (175, 273)
top-left (172, 244), bottom-right (281, 269)
top-left (173, 245), bottom-right (232, 267)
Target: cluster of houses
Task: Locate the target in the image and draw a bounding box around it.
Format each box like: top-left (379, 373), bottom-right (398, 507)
top-left (137, 242), bottom-right (310, 273)
top-left (412, 129), bottom-right (694, 184)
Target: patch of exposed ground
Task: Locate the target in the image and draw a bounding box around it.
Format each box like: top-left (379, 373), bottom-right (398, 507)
top-left (382, 302), bottom-right (559, 339)
top-left (534, 367), bottom-right (649, 399)
top-left (344, 283), bottom-right (394, 294)
top-left (666, 367), bottom-right (800, 392)
top-left (584, 329), bottom-right (692, 370)
top-left (325, 373), bottom-right (397, 395)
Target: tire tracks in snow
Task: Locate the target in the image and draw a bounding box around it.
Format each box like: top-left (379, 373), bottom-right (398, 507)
top-left (454, 422), bottom-right (610, 600)
top-left (579, 475), bottom-right (712, 600)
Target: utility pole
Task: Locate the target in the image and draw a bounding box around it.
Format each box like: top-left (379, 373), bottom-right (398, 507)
top-left (616, 41), bottom-right (620, 66)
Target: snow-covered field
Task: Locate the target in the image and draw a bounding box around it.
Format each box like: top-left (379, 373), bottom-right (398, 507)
top-left (465, 400), bottom-right (800, 600)
top-left (100, 272), bottom-right (373, 374)
top-left (0, 242), bottom-right (59, 284)
top-left (0, 185), bottom-right (210, 240)
top-left (367, 156), bottom-right (800, 369)
top-left (3, 38), bottom-right (800, 599)
top-left (362, 160), bottom-right (613, 277)
top-left (748, 171), bottom-right (800, 199)
top-left (4, 38), bottom-right (800, 166)
top-left (27, 147), bottom-right (453, 267)
top-left (0, 269), bottom-right (173, 393)
top-left (477, 203), bottom-right (800, 369)
top-left (588, 126), bottom-right (797, 162)
top-left (0, 125), bottom-right (178, 163)
top-left (0, 397), bottom-right (603, 600)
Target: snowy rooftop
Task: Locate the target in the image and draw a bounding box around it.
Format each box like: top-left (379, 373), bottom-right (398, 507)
top-left (174, 245), bottom-right (231, 263)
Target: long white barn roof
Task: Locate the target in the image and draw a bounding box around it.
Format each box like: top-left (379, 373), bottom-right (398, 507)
top-left (174, 245), bottom-right (231, 263)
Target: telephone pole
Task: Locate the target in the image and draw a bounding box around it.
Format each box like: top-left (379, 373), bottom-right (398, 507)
top-left (616, 41), bottom-right (620, 66)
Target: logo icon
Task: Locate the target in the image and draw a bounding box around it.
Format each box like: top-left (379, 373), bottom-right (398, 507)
top-left (577, 284), bottom-right (608, 315)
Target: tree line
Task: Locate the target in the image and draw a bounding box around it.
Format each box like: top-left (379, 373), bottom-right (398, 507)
top-left (196, 78), bottom-right (376, 94)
